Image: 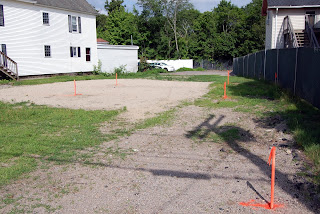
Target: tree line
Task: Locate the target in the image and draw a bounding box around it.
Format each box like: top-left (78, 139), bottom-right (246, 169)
top-left (96, 0), bottom-right (265, 62)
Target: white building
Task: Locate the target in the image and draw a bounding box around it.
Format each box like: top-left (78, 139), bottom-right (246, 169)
top-left (262, 0), bottom-right (320, 49)
top-left (0, 0), bottom-right (98, 78)
top-left (97, 38), bottom-right (139, 73)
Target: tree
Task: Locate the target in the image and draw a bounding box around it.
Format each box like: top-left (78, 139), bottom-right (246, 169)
top-left (162, 0), bottom-right (193, 56)
top-left (105, 0), bottom-right (125, 14)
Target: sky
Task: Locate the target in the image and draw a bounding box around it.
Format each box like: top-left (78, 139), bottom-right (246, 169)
top-left (87, 0), bottom-right (253, 14)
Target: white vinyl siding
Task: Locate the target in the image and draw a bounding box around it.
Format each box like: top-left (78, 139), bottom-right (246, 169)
top-left (0, 0), bottom-right (98, 76)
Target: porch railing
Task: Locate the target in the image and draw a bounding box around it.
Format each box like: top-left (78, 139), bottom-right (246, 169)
top-left (0, 51), bottom-right (19, 80)
top-left (283, 16), bottom-right (299, 48)
top-left (305, 16), bottom-right (320, 48)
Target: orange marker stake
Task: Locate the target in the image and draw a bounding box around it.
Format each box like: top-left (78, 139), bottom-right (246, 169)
top-left (116, 73), bottom-right (118, 86)
top-left (74, 79), bottom-right (77, 96)
top-left (228, 70), bottom-right (230, 85)
top-left (223, 82), bottom-right (228, 99)
top-left (268, 147), bottom-right (276, 209)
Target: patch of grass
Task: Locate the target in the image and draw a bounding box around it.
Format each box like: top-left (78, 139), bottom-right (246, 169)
top-left (0, 101), bottom-right (120, 186)
top-left (176, 67), bottom-right (206, 72)
top-left (0, 69), bottom-right (169, 86)
top-left (219, 128), bottom-right (240, 141)
top-left (135, 109), bottom-right (176, 130)
top-left (192, 75), bottom-right (320, 185)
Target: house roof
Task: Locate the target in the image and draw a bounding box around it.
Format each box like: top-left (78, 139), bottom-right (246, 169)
top-left (262, 0), bottom-right (320, 16)
top-left (97, 38), bottom-right (109, 44)
top-left (268, 0), bottom-right (320, 7)
top-left (35, 0), bottom-right (97, 15)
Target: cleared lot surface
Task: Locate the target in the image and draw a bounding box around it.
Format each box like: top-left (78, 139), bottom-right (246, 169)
top-left (0, 79), bottom-right (319, 214)
top-left (0, 79), bottom-right (210, 121)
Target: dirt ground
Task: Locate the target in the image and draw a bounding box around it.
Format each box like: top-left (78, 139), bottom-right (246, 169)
top-left (0, 79), bottom-right (210, 121)
top-left (0, 79), bottom-right (319, 213)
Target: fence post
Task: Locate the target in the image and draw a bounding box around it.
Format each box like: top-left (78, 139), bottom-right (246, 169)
top-left (242, 56), bottom-right (245, 77)
top-left (247, 54), bottom-right (249, 77)
top-left (294, 48), bottom-right (298, 95)
top-left (254, 52), bottom-right (257, 78)
top-left (277, 48), bottom-right (279, 84)
top-left (264, 49), bottom-right (267, 80)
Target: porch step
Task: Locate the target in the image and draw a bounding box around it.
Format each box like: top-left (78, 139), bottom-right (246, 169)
top-left (294, 30), bottom-right (310, 47)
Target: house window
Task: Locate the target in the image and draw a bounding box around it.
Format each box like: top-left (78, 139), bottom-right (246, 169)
top-left (72, 16), bottom-right (77, 32)
top-left (68, 15), bottom-right (81, 33)
top-left (0, 5), bottom-right (4, 27)
top-left (43, 12), bottom-right (49, 25)
top-left (86, 48), bottom-right (91, 62)
top-left (44, 45), bottom-right (51, 57)
top-left (70, 46), bottom-right (81, 57)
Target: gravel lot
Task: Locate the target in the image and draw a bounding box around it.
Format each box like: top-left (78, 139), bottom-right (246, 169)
top-left (0, 79), bottom-right (319, 213)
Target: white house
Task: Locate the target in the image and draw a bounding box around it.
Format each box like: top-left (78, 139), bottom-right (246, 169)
top-left (262, 0), bottom-right (320, 49)
top-left (97, 38), bottom-right (139, 73)
top-left (0, 0), bottom-right (98, 78)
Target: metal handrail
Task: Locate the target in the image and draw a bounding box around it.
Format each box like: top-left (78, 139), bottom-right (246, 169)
top-left (284, 16), bottom-right (299, 48)
top-left (0, 51), bottom-right (19, 80)
top-left (305, 16), bottom-right (320, 48)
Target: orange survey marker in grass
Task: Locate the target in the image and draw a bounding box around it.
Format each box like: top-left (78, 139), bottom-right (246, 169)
top-left (268, 146), bottom-right (276, 209)
top-left (223, 82), bottom-right (228, 99)
top-left (240, 146), bottom-right (284, 210)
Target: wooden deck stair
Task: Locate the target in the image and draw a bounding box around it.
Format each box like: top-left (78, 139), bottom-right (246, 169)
top-left (0, 51), bottom-right (19, 80)
top-left (294, 30), bottom-right (310, 47)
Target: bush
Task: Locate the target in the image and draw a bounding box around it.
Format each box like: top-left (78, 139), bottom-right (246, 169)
top-left (138, 56), bottom-right (151, 72)
top-left (93, 60), bottom-right (102, 75)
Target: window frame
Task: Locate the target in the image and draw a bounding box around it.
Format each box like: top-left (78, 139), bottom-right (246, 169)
top-left (86, 48), bottom-right (91, 62)
top-left (42, 12), bottom-right (49, 25)
top-left (72, 16), bottom-right (77, 32)
top-left (70, 46), bottom-right (81, 58)
top-left (44, 45), bottom-right (51, 58)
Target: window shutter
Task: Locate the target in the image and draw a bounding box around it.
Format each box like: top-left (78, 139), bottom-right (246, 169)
top-left (0, 5), bottom-right (4, 27)
top-left (68, 15), bottom-right (72, 32)
top-left (1, 44), bottom-right (7, 55)
top-left (78, 17), bottom-right (81, 33)
top-left (78, 47), bottom-right (81, 57)
top-left (70, 47), bottom-right (73, 57)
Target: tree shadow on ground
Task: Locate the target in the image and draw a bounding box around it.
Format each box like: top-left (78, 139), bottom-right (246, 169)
top-left (184, 109), bottom-right (319, 212)
top-left (228, 80), bottom-right (320, 186)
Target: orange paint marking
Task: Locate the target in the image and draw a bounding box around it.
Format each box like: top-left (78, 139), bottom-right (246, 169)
top-left (223, 82), bottom-right (228, 99)
top-left (239, 200), bottom-right (284, 210)
top-left (227, 70), bottom-right (230, 85)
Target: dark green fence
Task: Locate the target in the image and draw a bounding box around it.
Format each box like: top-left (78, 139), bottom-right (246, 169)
top-left (233, 48), bottom-right (320, 109)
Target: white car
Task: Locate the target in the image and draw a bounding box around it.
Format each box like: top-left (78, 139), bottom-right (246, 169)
top-left (153, 63), bottom-right (175, 72)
